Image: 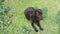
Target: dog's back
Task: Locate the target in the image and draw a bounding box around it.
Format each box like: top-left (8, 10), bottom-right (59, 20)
top-left (24, 7), bottom-right (35, 20)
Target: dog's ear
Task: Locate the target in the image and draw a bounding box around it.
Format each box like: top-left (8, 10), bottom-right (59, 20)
top-left (38, 9), bottom-right (42, 14)
top-left (35, 9), bottom-right (42, 15)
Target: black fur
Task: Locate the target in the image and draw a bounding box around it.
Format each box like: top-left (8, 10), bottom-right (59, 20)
top-left (24, 7), bottom-right (43, 32)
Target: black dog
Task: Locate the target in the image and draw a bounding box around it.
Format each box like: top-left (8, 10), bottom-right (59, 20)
top-left (24, 7), bottom-right (43, 32)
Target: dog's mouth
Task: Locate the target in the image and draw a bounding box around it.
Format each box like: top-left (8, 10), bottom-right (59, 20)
top-left (36, 15), bottom-right (43, 20)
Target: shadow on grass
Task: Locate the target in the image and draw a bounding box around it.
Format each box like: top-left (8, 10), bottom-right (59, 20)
top-left (55, 11), bottom-right (60, 34)
top-left (42, 7), bottom-right (48, 18)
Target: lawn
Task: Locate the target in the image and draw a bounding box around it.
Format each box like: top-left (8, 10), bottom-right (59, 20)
top-left (0, 0), bottom-right (60, 34)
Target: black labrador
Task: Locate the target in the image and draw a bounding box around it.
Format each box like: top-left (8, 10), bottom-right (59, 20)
top-left (24, 7), bottom-right (43, 32)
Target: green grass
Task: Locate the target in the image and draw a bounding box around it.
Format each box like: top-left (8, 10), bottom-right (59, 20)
top-left (0, 0), bottom-right (60, 34)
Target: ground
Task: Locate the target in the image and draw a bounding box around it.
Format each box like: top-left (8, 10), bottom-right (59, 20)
top-left (0, 0), bottom-right (60, 34)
